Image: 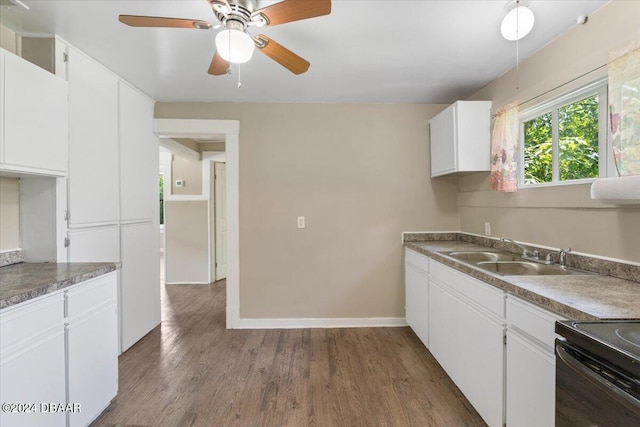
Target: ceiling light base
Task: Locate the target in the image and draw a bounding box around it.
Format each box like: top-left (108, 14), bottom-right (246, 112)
top-left (501, 0), bottom-right (535, 41)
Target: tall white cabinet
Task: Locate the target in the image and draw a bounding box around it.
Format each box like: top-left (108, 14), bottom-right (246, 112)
top-left (67, 46), bottom-right (120, 226)
top-left (58, 38), bottom-right (160, 353)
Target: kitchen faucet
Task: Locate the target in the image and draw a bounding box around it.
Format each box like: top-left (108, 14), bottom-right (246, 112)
top-left (500, 238), bottom-right (532, 257)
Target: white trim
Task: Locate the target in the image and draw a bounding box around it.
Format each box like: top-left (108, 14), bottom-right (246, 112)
top-left (153, 118), bottom-right (240, 329)
top-left (519, 79), bottom-right (609, 188)
top-left (164, 195), bottom-right (208, 202)
top-left (0, 248), bottom-right (22, 253)
top-left (232, 317), bottom-right (408, 330)
top-left (159, 138), bottom-right (200, 160)
top-left (154, 119), bottom-right (239, 138)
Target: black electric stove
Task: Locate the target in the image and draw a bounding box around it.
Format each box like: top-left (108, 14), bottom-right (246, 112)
top-left (556, 320), bottom-right (640, 377)
top-left (555, 320), bottom-right (640, 427)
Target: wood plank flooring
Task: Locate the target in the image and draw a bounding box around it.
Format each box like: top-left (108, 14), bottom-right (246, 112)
top-left (92, 281), bottom-right (486, 427)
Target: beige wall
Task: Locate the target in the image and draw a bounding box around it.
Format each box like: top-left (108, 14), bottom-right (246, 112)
top-left (461, 0), bottom-right (640, 262)
top-left (171, 156), bottom-right (203, 195)
top-left (164, 201), bottom-right (210, 283)
top-left (20, 37), bottom-right (55, 73)
top-left (156, 103), bottom-right (459, 318)
top-left (0, 177), bottom-right (20, 251)
top-left (0, 24), bottom-right (19, 55)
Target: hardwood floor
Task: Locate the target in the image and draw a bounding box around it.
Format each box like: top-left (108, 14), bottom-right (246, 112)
top-left (92, 281), bottom-right (486, 427)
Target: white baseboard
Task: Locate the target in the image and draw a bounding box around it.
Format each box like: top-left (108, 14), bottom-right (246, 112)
top-left (230, 317), bottom-right (408, 330)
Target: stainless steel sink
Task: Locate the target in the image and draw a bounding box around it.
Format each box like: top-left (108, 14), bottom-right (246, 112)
top-left (476, 261), bottom-right (589, 276)
top-left (445, 251), bottom-right (519, 262)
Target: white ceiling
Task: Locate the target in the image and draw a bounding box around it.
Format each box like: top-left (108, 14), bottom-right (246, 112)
top-left (1, 0), bottom-right (609, 104)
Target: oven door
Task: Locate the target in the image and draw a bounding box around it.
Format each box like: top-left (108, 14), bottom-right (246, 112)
top-left (555, 340), bottom-right (640, 427)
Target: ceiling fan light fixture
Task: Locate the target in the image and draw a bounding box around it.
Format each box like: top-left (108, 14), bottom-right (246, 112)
top-left (501, 1), bottom-right (535, 41)
top-left (215, 28), bottom-right (255, 63)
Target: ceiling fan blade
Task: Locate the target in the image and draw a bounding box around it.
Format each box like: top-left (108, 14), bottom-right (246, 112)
top-left (208, 52), bottom-right (230, 76)
top-left (119, 15), bottom-right (212, 29)
top-left (254, 35), bottom-right (310, 75)
top-left (251, 0), bottom-right (331, 27)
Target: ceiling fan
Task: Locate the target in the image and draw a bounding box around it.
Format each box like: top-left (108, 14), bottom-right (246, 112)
top-left (119, 0), bottom-right (331, 76)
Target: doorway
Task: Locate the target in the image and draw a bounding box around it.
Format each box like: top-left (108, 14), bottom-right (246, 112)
top-left (153, 119), bottom-right (240, 328)
top-left (211, 161), bottom-right (227, 281)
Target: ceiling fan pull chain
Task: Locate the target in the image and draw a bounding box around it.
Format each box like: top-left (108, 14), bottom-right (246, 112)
top-left (238, 64), bottom-right (242, 88)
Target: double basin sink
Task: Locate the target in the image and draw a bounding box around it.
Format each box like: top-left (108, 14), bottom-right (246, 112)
top-left (443, 250), bottom-right (591, 276)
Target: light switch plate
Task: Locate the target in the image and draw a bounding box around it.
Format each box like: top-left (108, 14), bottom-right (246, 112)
top-left (484, 222), bottom-right (491, 236)
top-left (297, 216), bottom-right (305, 229)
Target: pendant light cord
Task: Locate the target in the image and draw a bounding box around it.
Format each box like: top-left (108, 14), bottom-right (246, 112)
top-left (516, 0), bottom-right (520, 91)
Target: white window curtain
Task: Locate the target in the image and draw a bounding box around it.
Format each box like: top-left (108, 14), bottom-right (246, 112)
top-left (489, 102), bottom-right (519, 192)
top-left (608, 41), bottom-right (640, 176)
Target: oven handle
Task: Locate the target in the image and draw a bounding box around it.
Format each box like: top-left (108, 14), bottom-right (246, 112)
top-left (556, 342), bottom-right (640, 413)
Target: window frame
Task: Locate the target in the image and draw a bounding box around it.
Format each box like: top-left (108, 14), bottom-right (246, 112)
top-left (518, 79), bottom-right (611, 188)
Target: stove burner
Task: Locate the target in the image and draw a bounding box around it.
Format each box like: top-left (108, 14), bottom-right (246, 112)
top-left (615, 326), bottom-right (640, 349)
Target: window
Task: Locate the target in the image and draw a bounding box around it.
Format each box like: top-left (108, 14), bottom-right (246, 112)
top-left (520, 81), bottom-right (609, 186)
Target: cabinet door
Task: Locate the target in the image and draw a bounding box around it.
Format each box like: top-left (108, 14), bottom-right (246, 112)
top-left (457, 300), bottom-right (505, 427)
top-left (67, 225), bottom-right (120, 262)
top-left (0, 293), bottom-right (66, 427)
top-left (121, 222), bottom-right (160, 351)
top-left (119, 82), bottom-right (155, 222)
top-left (405, 264), bottom-right (429, 348)
top-left (1, 50), bottom-right (68, 174)
top-left (506, 331), bottom-right (555, 427)
top-left (67, 304), bottom-right (118, 427)
top-left (0, 333), bottom-right (66, 427)
top-left (430, 103), bottom-right (456, 177)
top-left (67, 46), bottom-right (119, 226)
top-left (428, 280), bottom-right (459, 381)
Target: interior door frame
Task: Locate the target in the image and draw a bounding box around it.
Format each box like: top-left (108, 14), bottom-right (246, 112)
top-left (154, 119), bottom-right (240, 329)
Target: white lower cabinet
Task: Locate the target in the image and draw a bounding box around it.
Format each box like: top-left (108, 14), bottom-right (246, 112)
top-left (405, 250), bottom-right (565, 427)
top-left (0, 294), bottom-right (66, 427)
top-left (428, 260), bottom-right (505, 427)
top-left (457, 299), bottom-right (505, 427)
top-left (506, 295), bottom-right (565, 427)
top-left (428, 280), bottom-right (459, 380)
top-left (506, 330), bottom-right (555, 427)
top-left (404, 248), bottom-right (430, 347)
top-left (66, 274), bottom-right (118, 427)
top-left (0, 272), bottom-right (118, 427)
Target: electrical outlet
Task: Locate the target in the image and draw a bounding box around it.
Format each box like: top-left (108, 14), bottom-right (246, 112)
top-left (297, 216), bottom-right (305, 229)
top-left (175, 179), bottom-right (185, 188)
top-left (484, 222), bottom-right (491, 235)
top-left (484, 222), bottom-right (491, 236)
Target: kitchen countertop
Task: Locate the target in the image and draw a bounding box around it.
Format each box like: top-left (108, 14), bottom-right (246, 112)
top-left (406, 240), bottom-right (640, 321)
top-left (0, 262), bottom-right (119, 309)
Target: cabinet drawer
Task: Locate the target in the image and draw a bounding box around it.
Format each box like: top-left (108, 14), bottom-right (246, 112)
top-left (0, 292), bottom-right (64, 350)
top-left (431, 260), bottom-right (505, 318)
top-left (507, 295), bottom-right (566, 350)
top-left (66, 272), bottom-right (117, 318)
top-left (405, 248), bottom-right (430, 273)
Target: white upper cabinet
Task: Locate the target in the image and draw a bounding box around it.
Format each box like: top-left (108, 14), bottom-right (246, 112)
top-left (429, 100), bottom-right (492, 177)
top-left (119, 82), bottom-right (156, 223)
top-left (67, 45), bottom-right (119, 226)
top-left (0, 49), bottom-right (68, 176)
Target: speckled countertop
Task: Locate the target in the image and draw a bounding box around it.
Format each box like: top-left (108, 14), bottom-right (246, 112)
top-left (0, 263), bottom-right (119, 309)
top-left (405, 239), bottom-right (640, 321)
